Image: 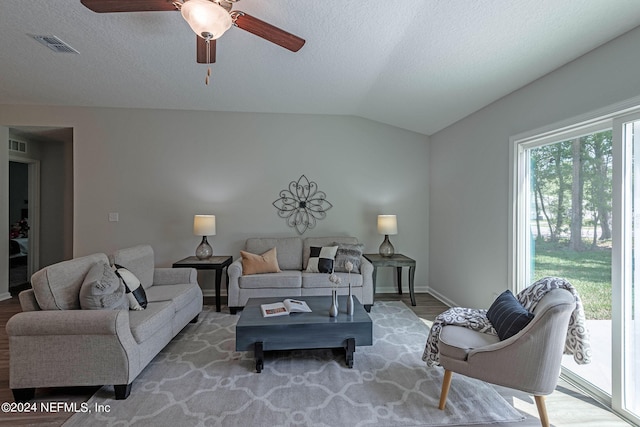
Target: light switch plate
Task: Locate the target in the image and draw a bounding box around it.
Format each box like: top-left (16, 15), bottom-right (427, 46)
top-left (108, 212), bottom-right (119, 222)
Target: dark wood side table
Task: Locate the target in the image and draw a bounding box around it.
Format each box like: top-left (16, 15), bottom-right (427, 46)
top-left (363, 253), bottom-right (416, 306)
top-left (172, 255), bottom-right (233, 312)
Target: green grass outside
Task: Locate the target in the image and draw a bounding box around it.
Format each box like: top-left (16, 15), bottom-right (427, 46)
top-left (533, 239), bottom-right (611, 320)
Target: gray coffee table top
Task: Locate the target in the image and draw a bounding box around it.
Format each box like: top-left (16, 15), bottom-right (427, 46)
top-left (235, 295), bottom-right (373, 371)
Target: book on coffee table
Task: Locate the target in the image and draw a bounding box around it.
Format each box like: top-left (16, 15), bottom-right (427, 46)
top-left (261, 299), bottom-right (312, 317)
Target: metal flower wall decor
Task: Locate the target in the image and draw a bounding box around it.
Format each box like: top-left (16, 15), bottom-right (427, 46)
top-left (272, 175), bottom-right (333, 234)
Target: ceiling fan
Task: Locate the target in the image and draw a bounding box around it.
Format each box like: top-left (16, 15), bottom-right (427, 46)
top-left (80, 0), bottom-right (305, 80)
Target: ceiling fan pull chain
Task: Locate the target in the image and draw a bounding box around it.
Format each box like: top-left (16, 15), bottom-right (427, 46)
top-left (205, 38), bottom-right (211, 85)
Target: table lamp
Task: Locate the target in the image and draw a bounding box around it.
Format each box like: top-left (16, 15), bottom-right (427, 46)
top-left (194, 214), bottom-right (216, 260)
top-left (377, 215), bottom-right (397, 257)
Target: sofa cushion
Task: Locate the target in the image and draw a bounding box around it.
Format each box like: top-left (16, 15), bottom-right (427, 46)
top-left (145, 284), bottom-right (201, 312)
top-left (128, 301), bottom-right (174, 344)
top-left (305, 246), bottom-right (338, 273)
top-left (332, 242), bottom-right (364, 273)
top-left (487, 290), bottom-right (535, 340)
top-left (239, 271), bottom-right (302, 289)
top-left (115, 264), bottom-right (148, 310)
top-left (31, 253), bottom-right (110, 310)
top-left (111, 245), bottom-right (155, 289)
top-left (302, 272), bottom-right (362, 288)
top-left (303, 237), bottom-right (358, 270)
top-left (241, 248), bottom-right (281, 275)
top-left (79, 262), bottom-right (128, 310)
top-left (246, 237), bottom-right (302, 271)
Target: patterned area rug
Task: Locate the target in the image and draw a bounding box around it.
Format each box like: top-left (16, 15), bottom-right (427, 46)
top-left (64, 301), bottom-right (524, 427)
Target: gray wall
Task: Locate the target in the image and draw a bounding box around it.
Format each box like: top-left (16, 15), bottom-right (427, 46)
top-left (9, 24), bottom-right (638, 304)
top-left (0, 111), bottom-right (429, 299)
top-left (429, 25), bottom-right (640, 308)
top-left (38, 137), bottom-right (73, 267)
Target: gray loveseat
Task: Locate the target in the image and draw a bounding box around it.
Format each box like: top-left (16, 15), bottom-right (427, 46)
top-left (227, 236), bottom-right (374, 313)
top-left (6, 244), bottom-right (202, 401)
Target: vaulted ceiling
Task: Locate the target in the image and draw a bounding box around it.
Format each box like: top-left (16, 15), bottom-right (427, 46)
top-left (2, 0), bottom-right (640, 136)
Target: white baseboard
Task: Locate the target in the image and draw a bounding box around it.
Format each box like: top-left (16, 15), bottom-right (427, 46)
top-left (202, 289), bottom-right (224, 297)
top-left (0, 291), bottom-right (13, 302)
top-left (204, 286), bottom-right (433, 298)
top-left (423, 286), bottom-right (456, 308)
top-left (375, 284), bottom-right (429, 294)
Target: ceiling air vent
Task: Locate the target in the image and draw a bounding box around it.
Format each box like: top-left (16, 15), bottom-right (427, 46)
top-left (30, 35), bottom-right (79, 54)
top-left (8, 139), bottom-right (27, 154)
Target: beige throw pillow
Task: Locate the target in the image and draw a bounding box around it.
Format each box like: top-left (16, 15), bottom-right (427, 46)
top-left (241, 247), bottom-right (281, 275)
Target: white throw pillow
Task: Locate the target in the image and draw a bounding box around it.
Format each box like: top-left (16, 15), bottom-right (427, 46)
top-left (305, 246), bottom-right (338, 273)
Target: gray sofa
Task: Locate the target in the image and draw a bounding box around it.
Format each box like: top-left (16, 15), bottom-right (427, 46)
top-left (227, 236), bottom-right (374, 313)
top-left (6, 245), bottom-right (202, 401)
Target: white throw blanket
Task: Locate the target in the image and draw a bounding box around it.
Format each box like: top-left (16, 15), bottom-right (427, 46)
top-left (422, 277), bottom-right (592, 367)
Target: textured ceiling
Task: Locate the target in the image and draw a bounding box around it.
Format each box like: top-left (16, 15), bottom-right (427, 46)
top-left (2, 0), bottom-right (640, 136)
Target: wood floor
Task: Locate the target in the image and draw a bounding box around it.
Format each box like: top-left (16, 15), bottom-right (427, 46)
top-left (0, 292), bottom-right (631, 426)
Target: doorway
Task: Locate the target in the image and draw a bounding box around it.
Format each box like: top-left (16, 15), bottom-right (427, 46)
top-left (4, 126), bottom-right (73, 297)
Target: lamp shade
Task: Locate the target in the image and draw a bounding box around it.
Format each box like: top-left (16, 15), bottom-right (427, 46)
top-left (377, 215), bottom-right (398, 235)
top-left (194, 215), bottom-right (216, 236)
top-left (181, 0), bottom-right (232, 40)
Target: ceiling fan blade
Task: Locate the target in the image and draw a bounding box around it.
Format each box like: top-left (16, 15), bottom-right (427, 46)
top-left (80, 0), bottom-right (177, 13)
top-left (197, 37), bottom-right (216, 64)
top-left (234, 12), bottom-right (305, 52)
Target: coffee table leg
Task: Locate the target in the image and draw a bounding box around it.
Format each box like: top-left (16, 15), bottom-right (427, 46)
top-left (345, 338), bottom-right (356, 368)
top-left (255, 342), bottom-right (264, 373)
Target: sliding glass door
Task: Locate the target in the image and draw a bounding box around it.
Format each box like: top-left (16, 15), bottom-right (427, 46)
top-left (514, 112), bottom-right (640, 424)
top-left (517, 125), bottom-right (613, 396)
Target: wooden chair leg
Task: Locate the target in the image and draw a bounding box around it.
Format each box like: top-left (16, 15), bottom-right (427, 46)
top-left (534, 395), bottom-right (550, 427)
top-left (439, 369), bottom-right (453, 410)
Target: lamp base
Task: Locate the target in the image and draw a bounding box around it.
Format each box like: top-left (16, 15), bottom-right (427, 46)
top-left (195, 236), bottom-right (213, 260)
top-left (379, 235), bottom-right (395, 257)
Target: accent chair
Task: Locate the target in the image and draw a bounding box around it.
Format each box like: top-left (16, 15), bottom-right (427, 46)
top-left (437, 288), bottom-right (575, 427)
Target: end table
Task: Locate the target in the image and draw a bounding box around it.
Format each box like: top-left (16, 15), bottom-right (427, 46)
top-left (172, 255), bottom-right (233, 312)
top-left (363, 253), bottom-right (416, 306)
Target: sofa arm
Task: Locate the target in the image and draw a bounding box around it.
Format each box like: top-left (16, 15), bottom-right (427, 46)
top-left (6, 309), bottom-right (140, 391)
top-left (227, 258), bottom-right (243, 308)
top-left (18, 289), bottom-right (40, 312)
top-left (153, 267), bottom-right (197, 285)
top-left (6, 309), bottom-right (130, 336)
top-left (359, 256), bottom-right (374, 305)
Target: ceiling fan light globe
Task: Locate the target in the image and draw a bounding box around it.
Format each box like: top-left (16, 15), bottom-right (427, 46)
top-left (181, 0), bottom-right (232, 40)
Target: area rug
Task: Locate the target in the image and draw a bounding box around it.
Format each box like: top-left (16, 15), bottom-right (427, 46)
top-left (64, 301), bottom-right (524, 427)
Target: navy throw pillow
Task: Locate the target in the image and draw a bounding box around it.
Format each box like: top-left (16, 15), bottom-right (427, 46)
top-left (486, 290), bottom-right (534, 340)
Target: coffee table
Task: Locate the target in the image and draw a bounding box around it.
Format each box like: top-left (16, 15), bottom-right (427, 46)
top-left (235, 296), bottom-right (373, 372)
